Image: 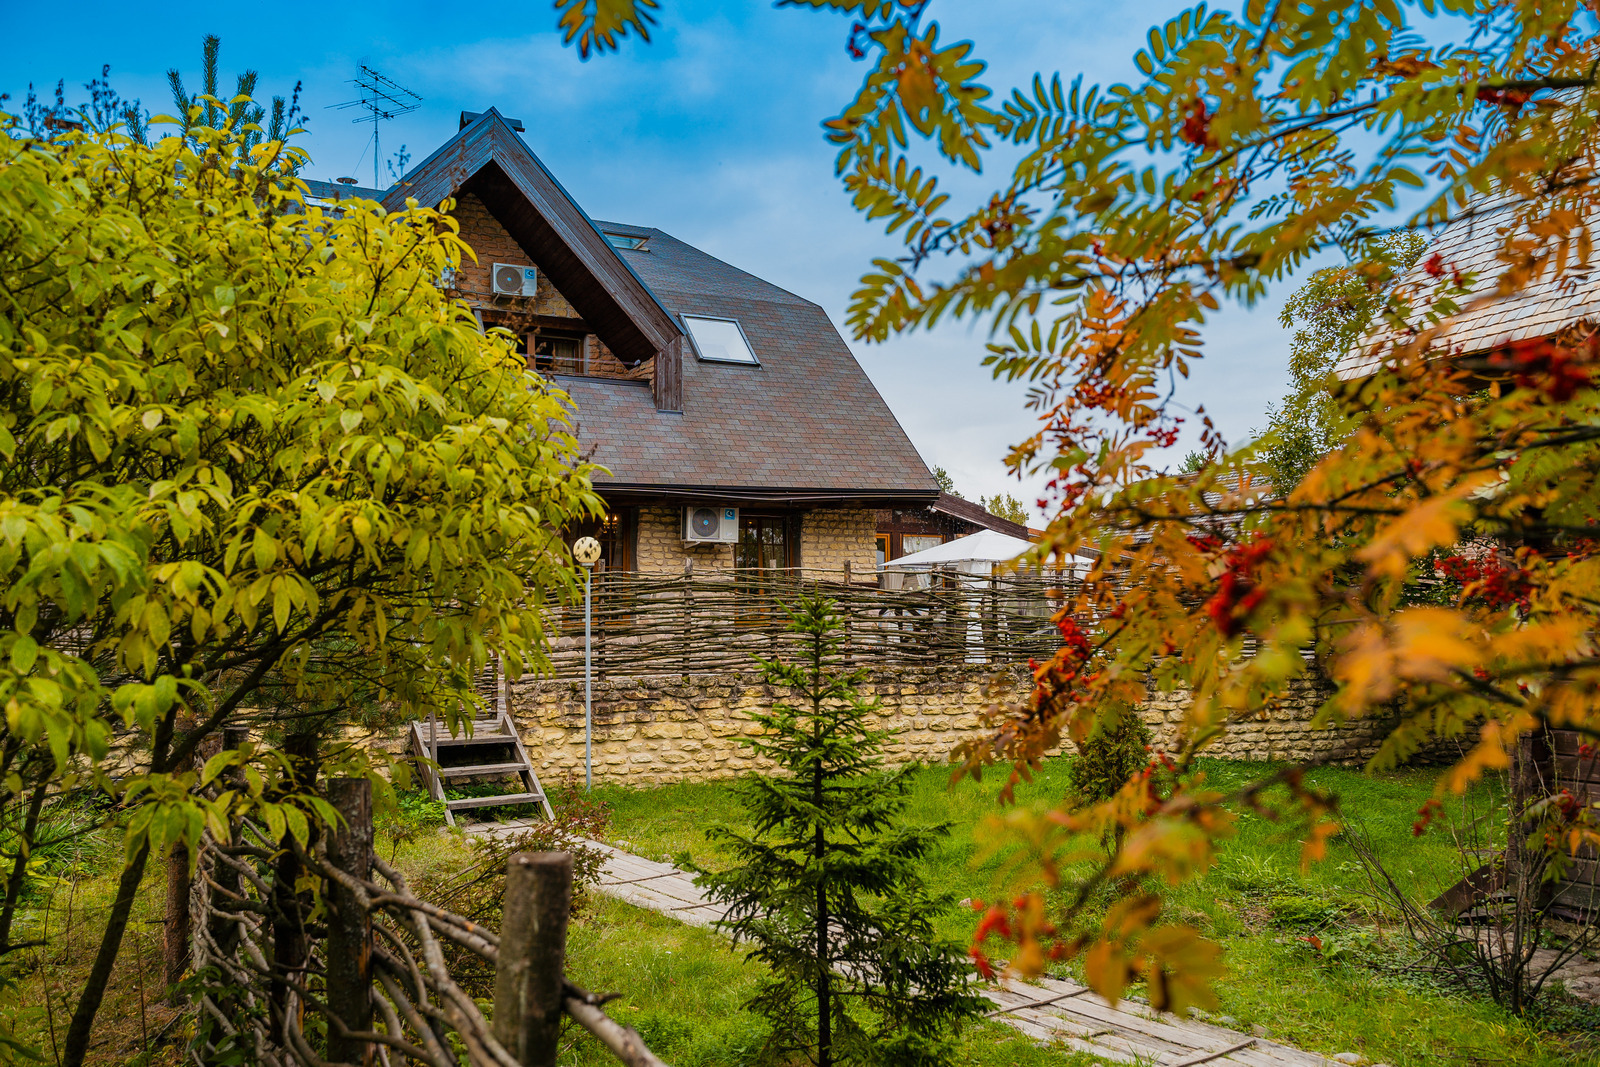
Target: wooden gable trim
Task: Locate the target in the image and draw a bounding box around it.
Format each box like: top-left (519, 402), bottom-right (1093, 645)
top-left (383, 109), bottom-right (684, 407)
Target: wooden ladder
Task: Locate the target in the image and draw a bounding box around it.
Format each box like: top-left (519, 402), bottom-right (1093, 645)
top-left (409, 656), bottom-right (554, 827)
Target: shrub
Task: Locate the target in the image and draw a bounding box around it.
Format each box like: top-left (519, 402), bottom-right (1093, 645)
top-left (1068, 706), bottom-right (1155, 805)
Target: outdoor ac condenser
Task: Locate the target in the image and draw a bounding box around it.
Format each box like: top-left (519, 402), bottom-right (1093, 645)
top-left (683, 505), bottom-right (739, 544)
top-left (492, 263), bottom-right (538, 297)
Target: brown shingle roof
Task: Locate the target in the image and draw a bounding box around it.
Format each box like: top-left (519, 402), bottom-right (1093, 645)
top-left (1340, 193), bottom-right (1600, 379)
top-left (562, 225), bottom-right (937, 501)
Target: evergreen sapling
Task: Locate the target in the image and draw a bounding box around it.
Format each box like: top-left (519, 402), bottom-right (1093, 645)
top-left (688, 595), bottom-right (985, 1067)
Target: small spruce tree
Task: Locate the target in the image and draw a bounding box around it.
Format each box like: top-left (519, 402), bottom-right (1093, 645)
top-left (689, 595), bottom-right (985, 1067)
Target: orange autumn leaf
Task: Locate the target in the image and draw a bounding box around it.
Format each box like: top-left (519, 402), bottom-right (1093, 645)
top-left (1356, 490), bottom-right (1479, 579)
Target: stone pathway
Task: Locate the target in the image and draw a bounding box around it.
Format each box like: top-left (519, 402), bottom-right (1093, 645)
top-left (469, 818), bottom-right (1366, 1067)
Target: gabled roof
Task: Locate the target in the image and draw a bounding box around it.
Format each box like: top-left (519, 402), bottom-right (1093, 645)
top-left (309, 111), bottom-right (937, 503)
top-left (1340, 193), bottom-right (1600, 379)
top-left (380, 108), bottom-right (681, 365)
top-left (560, 224), bottom-right (938, 502)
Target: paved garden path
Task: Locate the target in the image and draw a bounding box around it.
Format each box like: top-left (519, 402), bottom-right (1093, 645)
top-left (471, 821), bottom-right (1355, 1067)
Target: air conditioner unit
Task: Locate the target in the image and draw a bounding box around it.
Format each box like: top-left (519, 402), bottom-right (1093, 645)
top-left (684, 505), bottom-right (739, 544)
top-left (492, 263), bottom-right (538, 297)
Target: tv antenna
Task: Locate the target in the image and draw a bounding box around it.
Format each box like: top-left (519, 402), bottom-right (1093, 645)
top-left (328, 65), bottom-right (421, 189)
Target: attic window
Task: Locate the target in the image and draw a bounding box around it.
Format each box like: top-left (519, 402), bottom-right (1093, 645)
top-left (603, 232), bottom-right (648, 250)
top-left (683, 315), bottom-right (758, 365)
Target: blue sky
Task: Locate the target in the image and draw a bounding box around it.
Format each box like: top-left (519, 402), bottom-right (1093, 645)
top-left (5, 1), bottom-right (1335, 516)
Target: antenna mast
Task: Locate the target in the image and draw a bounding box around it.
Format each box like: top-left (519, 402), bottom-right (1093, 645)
top-left (328, 65), bottom-right (421, 189)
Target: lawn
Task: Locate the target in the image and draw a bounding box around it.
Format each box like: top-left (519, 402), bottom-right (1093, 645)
top-left (584, 757), bottom-right (1598, 1067)
top-left (8, 756), bottom-right (1596, 1067)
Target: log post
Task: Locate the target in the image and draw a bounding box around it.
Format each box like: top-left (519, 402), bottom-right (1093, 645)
top-left (493, 852), bottom-right (573, 1067)
top-left (325, 778), bottom-right (374, 1066)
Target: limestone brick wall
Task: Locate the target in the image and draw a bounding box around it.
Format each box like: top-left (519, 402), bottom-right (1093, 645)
top-left (1136, 675), bottom-right (1410, 764)
top-left (506, 664), bottom-right (1429, 788)
top-left (636, 506), bottom-right (734, 573)
top-left (799, 509), bottom-right (877, 582)
top-left (509, 664), bottom-right (1031, 786)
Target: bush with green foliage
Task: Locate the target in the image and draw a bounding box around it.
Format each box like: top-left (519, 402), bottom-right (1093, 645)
top-left (1067, 706), bottom-right (1155, 805)
top-left (689, 595), bottom-right (985, 1067)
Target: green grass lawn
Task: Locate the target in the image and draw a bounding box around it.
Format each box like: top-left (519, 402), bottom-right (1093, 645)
top-left (577, 757), bottom-right (1597, 1067)
top-left (11, 756), bottom-right (1594, 1067)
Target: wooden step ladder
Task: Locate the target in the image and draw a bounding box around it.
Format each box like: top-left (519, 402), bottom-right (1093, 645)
top-left (409, 655), bottom-right (553, 827)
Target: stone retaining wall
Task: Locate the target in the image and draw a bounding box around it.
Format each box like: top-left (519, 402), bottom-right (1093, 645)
top-left (507, 664), bottom-right (1414, 788)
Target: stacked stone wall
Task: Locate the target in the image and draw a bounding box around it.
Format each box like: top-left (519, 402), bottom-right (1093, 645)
top-left (799, 509), bottom-right (878, 582)
top-left (632, 506), bottom-right (879, 579)
top-left (507, 664), bottom-right (1421, 788)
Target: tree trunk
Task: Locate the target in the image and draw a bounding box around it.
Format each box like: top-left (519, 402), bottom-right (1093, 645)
top-left (325, 779), bottom-right (374, 1066)
top-left (0, 775), bottom-right (48, 953)
top-left (812, 665), bottom-right (830, 1067)
top-left (164, 721), bottom-right (197, 1006)
top-left (270, 731), bottom-right (320, 1044)
top-left (62, 839), bottom-right (153, 1067)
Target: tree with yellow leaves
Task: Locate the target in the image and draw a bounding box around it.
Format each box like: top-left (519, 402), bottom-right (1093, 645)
top-left (0, 100), bottom-right (600, 1063)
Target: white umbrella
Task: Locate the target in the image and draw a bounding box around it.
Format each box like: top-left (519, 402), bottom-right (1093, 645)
top-left (882, 528), bottom-right (1035, 568)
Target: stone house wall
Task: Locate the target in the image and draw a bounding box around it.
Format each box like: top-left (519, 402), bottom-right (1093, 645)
top-left (632, 506), bottom-right (878, 580)
top-left (451, 193), bottom-right (583, 318)
top-left (799, 509), bottom-right (878, 583)
top-left (507, 663), bottom-right (1421, 788)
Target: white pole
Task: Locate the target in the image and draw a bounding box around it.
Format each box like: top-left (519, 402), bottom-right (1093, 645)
top-left (584, 563), bottom-right (593, 792)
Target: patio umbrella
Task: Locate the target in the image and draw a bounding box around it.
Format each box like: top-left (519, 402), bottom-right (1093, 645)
top-left (881, 528), bottom-right (1036, 568)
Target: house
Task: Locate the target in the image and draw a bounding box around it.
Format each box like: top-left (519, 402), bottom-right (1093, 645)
top-left (1340, 192), bottom-right (1600, 380)
top-left (307, 108), bottom-right (937, 580)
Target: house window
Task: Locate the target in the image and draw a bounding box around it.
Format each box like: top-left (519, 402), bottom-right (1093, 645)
top-left (736, 514), bottom-right (792, 572)
top-left (532, 330), bottom-right (585, 375)
top-left (683, 315), bottom-right (759, 365)
top-left (603, 231), bottom-right (647, 250)
top-left (902, 534), bottom-right (943, 557)
top-left (875, 535), bottom-right (889, 567)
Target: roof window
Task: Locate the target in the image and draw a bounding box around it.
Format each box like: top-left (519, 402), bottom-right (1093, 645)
top-left (603, 231), bottom-right (648, 250)
top-left (683, 315), bottom-right (758, 365)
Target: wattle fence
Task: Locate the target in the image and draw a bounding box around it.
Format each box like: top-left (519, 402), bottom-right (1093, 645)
top-left (190, 778), bottom-right (664, 1067)
top-left (542, 571), bottom-right (1083, 679)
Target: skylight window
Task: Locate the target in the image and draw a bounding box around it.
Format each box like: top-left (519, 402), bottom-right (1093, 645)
top-left (603, 231), bottom-right (648, 250)
top-left (682, 315), bottom-right (758, 365)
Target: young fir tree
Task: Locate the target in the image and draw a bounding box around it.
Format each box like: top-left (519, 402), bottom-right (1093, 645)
top-left (689, 595), bottom-right (985, 1067)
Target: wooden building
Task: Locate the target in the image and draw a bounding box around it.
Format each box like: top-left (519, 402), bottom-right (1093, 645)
top-left (307, 108), bottom-right (938, 580)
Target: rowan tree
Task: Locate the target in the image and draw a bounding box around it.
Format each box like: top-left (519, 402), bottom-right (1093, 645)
top-left (0, 102), bottom-right (600, 1063)
top-left (561, 0), bottom-right (1600, 1014)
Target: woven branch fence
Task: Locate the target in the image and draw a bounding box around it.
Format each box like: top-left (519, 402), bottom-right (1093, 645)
top-left (542, 571), bottom-right (1087, 680)
top-left (191, 778), bottom-right (665, 1067)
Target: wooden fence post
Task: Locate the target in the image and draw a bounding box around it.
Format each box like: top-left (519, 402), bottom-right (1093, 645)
top-left (325, 778), bottom-right (374, 1066)
top-left (494, 852), bottom-right (573, 1067)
